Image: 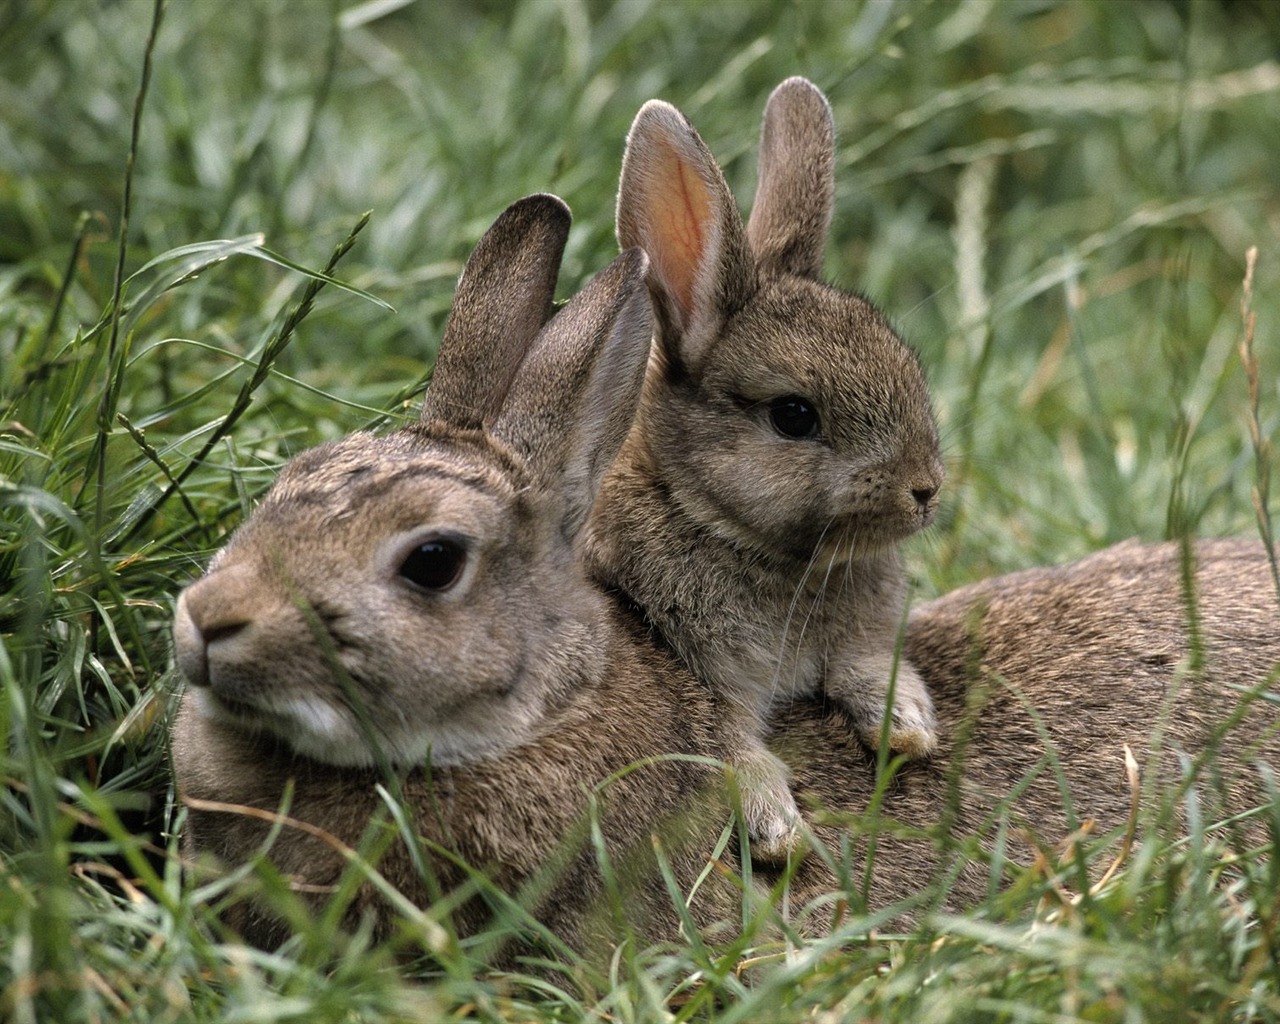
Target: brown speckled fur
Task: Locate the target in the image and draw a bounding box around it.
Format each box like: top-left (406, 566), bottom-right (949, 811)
top-left (584, 78), bottom-right (947, 861)
top-left (170, 163), bottom-right (1280, 964)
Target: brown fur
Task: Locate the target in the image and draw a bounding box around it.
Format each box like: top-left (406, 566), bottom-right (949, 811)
top-left (172, 608), bottom-right (732, 954)
top-left (168, 111), bottom-right (1280, 962)
top-left (168, 200), bottom-right (1280, 956)
top-left (175, 537), bottom-right (1280, 955)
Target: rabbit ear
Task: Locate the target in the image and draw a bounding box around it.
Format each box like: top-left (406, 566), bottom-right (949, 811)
top-left (421, 194), bottom-right (570, 429)
top-left (616, 100), bottom-right (755, 374)
top-left (746, 77), bottom-right (835, 280)
top-left (492, 248), bottom-right (653, 539)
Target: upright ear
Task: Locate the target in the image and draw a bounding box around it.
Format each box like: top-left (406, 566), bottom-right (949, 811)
top-left (746, 77), bottom-right (835, 280)
top-left (615, 100), bottom-right (755, 373)
top-left (421, 194), bottom-right (570, 429)
top-left (492, 248), bottom-right (653, 540)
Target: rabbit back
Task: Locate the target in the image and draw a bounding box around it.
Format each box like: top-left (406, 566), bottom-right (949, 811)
top-left (778, 537), bottom-right (1280, 919)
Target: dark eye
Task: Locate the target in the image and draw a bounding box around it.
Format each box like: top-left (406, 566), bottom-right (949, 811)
top-left (768, 396), bottom-right (820, 439)
top-left (398, 539), bottom-right (466, 591)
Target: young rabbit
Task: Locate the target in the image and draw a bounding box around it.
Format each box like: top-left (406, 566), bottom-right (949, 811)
top-left (584, 77), bottom-right (945, 861)
top-left (171, 196), bottom-right (739, 949)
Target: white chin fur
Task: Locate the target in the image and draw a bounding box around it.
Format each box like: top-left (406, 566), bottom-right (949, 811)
top-left (276, 695), bottom-right (374, 767)
top-left (194, 689), bottom-right (377, 767)
top-left (194, 689), bottom-right (535, 769)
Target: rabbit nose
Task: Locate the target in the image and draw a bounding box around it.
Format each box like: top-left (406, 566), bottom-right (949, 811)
top-left (174, 565), bottom-right (259, 688)
top-left (173, 593), bottom-right (213, 688)
top-left (911, 485), bottom-right (938, 512)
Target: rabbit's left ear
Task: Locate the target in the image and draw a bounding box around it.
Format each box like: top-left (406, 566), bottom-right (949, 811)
top-left (746, 77), bottom-right (835, 280)
top-left (493, 248), bottom-right (653, 539)
top-left (422, 194), bottom-right (570, 429)
top-left (616, 100), bottom-right (755, 374)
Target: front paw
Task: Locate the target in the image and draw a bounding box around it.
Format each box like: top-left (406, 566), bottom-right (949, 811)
top-left (859, 691), bottom-right (938, 759)
top-left (733, 749), bottom-right (804, 864)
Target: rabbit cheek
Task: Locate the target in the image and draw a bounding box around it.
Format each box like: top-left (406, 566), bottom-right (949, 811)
top-left (199, 637), bottom-right (364, 760)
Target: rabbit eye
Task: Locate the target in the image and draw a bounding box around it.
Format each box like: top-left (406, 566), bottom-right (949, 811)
top-left (399, 539), bottom-right (466, 592)
top-left (769, 396), bottom-right (820, 439)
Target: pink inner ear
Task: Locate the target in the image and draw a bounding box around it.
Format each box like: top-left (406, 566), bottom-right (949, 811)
top-left (648, 138), bottom-right (712, 322)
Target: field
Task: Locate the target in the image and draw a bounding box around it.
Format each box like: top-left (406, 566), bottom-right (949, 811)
top-left (3, 0), bottom-right (1280, 1020)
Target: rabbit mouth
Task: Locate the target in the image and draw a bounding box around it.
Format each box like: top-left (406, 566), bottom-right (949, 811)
top-left (197, 687), bottom-right (307, 740)
top-left (817, 511), bottom-right (929, 560)
top-left (195, 686), bottom-right (288, 740)
top-left (196, 687), bottom-right (375, 765)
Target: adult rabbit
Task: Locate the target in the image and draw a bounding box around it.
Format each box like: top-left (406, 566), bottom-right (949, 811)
top-left (172, 195), bottom-right (734, 950)
top-left (173, 201), bottom-right (1280, 957)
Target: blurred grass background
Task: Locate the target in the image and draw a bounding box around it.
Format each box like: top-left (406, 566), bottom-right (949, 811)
top-left (2, 0), bottom-right (1280, 1020)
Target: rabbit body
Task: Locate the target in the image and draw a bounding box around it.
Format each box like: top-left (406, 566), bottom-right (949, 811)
top-left (788, 536), bottom-right (1280, 920)
top-left (168, 108), bottom-right (1280, 956)
top-left (172, 604), bottom-right (732, 953)
top-left (175, 535), bottom-right (1280, 953)
top-left (584, 78), bottom-right (944, 860)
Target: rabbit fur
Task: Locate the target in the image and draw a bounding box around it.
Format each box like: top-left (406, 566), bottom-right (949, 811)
top-left (173, 196), bottom-right (657, 774)
top-left (175, 530), bottom-right (1280, 953)
top-left (170, 83), bottom-right (1280, 965)
top-left (583, 77), bottom-right (945, 861)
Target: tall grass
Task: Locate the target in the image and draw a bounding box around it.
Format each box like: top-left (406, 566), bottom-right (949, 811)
top-left (2, 0), bottom-right (1279, 1019)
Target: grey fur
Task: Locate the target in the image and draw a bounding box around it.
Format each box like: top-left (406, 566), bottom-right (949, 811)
top-left (169, 101), bottom-right (1280, 962)
top-left (172, 195), bottom-right (655, 774)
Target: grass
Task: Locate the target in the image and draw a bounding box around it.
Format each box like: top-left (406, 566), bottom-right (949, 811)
top-left (2, 0), bottom-right (1280, 1019)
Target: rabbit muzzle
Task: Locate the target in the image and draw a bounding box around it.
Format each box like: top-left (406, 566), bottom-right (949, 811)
top-left (822, 455), bottom-right (944, 553)
top-left (173, 564), bottom-right (373, 764)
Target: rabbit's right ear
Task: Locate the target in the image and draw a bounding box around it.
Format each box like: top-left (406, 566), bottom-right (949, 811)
top-left (493, 247), bottom-right (653, 540)
top-left (421, 194), bottom-right (571, 430)
top-left (616, 101), bottom-right (756, 374)
top-left (745, 76), bottom-right (835, 280)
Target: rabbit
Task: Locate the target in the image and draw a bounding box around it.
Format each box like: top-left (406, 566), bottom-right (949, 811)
top-left (170, 195), bottom-right (744, 951)
top-left (583, 76), bottom-right (946, 863)
top-left (174, 532), bottom-right (1280, 951)
top-left (782, 535), bottom-right (1280, 924)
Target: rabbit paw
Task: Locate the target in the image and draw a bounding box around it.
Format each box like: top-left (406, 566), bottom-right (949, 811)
top-left (734, 748), bottom-right (804, 864)
top-left (857, 691), bottom-right (938, 759)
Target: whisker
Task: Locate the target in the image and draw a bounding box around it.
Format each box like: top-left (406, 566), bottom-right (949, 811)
top-left (792, 537), bottom-right (843, 695)
top-left (769, 515), bottom-right (839, 703)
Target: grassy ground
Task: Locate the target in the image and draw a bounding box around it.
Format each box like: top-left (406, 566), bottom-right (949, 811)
top-left (2, 0), bottom-right (1280, 1020)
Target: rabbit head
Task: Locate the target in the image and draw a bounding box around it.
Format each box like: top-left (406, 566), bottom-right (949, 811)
top-left (614, 77), bottom-right (943, 562)
top-left (173, 195), bottom-right (653, 771)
